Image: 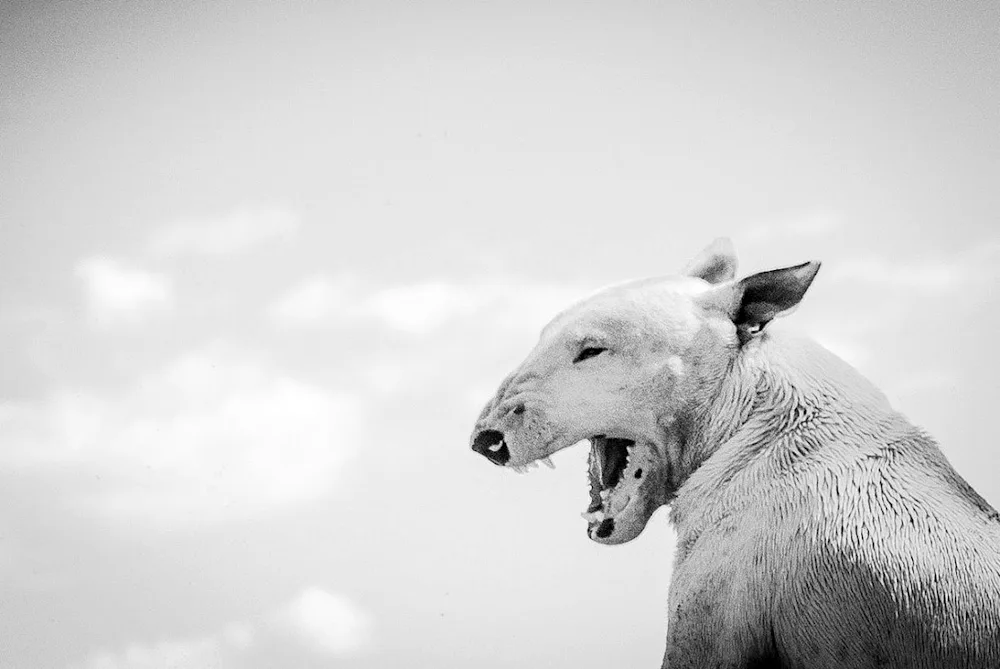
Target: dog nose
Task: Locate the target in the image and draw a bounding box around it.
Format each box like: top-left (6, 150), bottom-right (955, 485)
top-left (471, 429), bottom-right (510, 465)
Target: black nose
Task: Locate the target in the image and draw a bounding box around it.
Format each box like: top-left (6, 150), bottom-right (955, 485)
top-left (472, 429), bottom-right (510, 465)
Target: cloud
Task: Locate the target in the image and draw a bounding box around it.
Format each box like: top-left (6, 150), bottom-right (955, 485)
top-left (267, 274), bottom-right (356, 326)
top-left (269, 275), bottom-right (591, 336)
top-left (71, 622), bottom-right (252, 669)
top-left (74, 637), bottom-right (226, 669)
top-left (271, 587), bottom-right (373, 656)
top-left (71, 589), bottom-right (369, 668)
top-left (76, 257), bottom-right (172, 327)
top-left (357, 354), bottom-right (444, 397)
top-left (826, 242), bottom-right (1000, 295)
top-left (0, 349), bottom-right (360, 525)
top-left (743, 211), bottom-right (842, 242)
top-left (364, 281), bottom-right (480, 335)
top-left (825, 257), bottom-right (968, 293)
top-left (149, 205), bottom-right (298, 256)
top-left (267, 275), bottom-right (596, 401)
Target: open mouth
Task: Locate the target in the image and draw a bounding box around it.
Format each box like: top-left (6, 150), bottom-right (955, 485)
top-left (581, 436), bottom-right (638, 539)
top-left (475, 430), bottom-right (649, 542)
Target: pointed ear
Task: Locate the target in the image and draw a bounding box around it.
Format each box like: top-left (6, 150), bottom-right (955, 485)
top-left (731, 261), bottom-right (821, 341)
top-left (700, 261), bottom-right (822, 343)
top-left (682, 238), bottom-right (738, 284)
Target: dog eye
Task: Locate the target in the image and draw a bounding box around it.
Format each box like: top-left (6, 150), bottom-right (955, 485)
top-left (573, 347), bottom-right (607, 363)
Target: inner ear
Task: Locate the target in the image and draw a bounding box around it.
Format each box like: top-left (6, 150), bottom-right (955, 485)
top-left (733, 261), bottom-right (821, 342)
top-left (682, 238), bottom-right (738, 284)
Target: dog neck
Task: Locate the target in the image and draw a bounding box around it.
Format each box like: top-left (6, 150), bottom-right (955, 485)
top-left (668, 330), bottom-right (897, 528)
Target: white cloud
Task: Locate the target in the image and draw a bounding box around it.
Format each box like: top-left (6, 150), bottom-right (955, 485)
top-left (71, 589), bottom-right (370, 669)
top-left (743, 211), bottom-right (842, 242)
top-left (150, 205), bottom-right (298, 255)
top-left (826, 243), bottom-right (1000, 295)
top-left (826, 257), bottom-right (968, 293)
top-left (269, 274), bottom-right (591, 336)
top-left (364, 281), bottom-right (480, 335)
top-left (267, 274), bottom-right (356, 326)
top-left (71, 622), bottom-right (254, 669)
top-left (76, 257), bottom-right (172, 327)
top-left (73, 635), bottom-right (228, 669)
top-left (358, 354), bottom-right (440, 396)
top-left (271, 587), bottom-right (373, 656)
top-left (0, 349), bottom-right (360, 525)
top-left (267, 276), bottom-right (594, 402)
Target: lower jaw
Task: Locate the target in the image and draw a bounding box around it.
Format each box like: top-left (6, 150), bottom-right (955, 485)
top-left (590, 516), bottom-right (617, 539)
top-left (582, 436), bottom-right (639, 539)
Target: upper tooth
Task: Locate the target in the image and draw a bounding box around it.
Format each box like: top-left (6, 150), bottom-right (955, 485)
top-left (541, 457), bottom-right (555, 469)
top-left (488, 442), bottom-right (503, 452)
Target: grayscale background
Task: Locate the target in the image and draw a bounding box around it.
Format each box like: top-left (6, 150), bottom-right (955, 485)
top-left (1, 2), bottom-right (997, 668)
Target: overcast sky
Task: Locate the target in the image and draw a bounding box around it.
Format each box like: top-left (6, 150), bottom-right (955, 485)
top-left (1, 1), bottom-right (998, 668)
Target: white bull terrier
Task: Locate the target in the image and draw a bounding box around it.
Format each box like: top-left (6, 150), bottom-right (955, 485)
top-left (470, 238), bottom-right (1000, 668)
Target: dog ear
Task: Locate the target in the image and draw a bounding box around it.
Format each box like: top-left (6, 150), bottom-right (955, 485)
top-left (728, 261), bottom-right (821, 342)
top-left (682, 238), bottom-right (738, 284)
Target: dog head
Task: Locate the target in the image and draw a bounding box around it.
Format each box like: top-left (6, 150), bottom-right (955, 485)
top-left (470, 239), bottom-right (820, 544)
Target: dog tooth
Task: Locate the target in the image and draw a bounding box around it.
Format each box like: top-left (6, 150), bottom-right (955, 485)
top-left (488, 442), bottom-right (504, 452)
top-left (541, 457), bottom-right (555, 469)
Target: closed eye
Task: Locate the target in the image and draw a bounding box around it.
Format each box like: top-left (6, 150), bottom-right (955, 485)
top-left (573, 347), bottom-right (607, 363)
